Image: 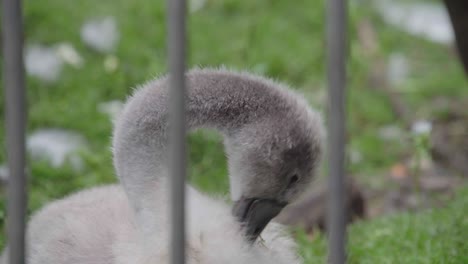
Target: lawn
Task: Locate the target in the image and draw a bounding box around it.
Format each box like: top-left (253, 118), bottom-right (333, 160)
top-left (0, 0), bottom-right (467, 262)
top-left (297, 185), bottom-right (468, 263)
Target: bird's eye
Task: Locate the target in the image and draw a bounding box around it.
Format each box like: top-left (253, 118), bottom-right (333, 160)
top-left (287, 173), bottom-right (299, 187)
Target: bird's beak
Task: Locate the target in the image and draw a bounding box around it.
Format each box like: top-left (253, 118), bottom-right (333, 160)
top-left (232, 197), bottom-right (287, 243)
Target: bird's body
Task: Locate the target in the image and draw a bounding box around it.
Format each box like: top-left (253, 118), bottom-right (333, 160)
top-left (5, 184), bottom-right (298, 264)
top-left (1, 68), bottom-right (323, 264)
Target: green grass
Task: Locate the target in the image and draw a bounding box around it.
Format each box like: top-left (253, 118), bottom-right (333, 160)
top-left (0, 0), bottom-right (467, 261)
top-left (298, 185), bottom-right (468, 263)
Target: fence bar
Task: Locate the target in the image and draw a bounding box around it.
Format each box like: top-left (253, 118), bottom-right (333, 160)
top-left (2, 0), bottom-right (28, 263)
top-left (167, 0), bottom-right (187, 263)
top-left (326, 0), bottom-right (348, 263)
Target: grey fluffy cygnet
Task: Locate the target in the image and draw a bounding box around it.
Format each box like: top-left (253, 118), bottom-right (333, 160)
top-left (0, 68), bottom-right (324, 264)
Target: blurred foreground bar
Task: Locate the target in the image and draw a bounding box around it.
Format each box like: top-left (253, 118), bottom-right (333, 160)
top-left (2, 0), bottom-right (28, 263)
top-left (167, 0), bottom-right (187, 264)
top-left (326, 0), bottom-right (348, 263)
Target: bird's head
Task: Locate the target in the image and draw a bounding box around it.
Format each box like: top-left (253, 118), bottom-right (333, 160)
top-left (226, 107), bottom-right (323, 242)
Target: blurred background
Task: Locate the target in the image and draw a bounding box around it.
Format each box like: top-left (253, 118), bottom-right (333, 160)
top-left (0, 0), bottom-right (467, 263)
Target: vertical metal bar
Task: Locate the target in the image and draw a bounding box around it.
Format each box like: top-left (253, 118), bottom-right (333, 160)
top-left (326, 0), bottom-right (347, 263)
top-left (167, 0), bottom-right (187, 263)
top-left (2, 0), bottom-right (28, 263)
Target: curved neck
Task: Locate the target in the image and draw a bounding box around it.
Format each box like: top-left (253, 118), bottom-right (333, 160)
top-left (112, 69), bottom-right (288, 230)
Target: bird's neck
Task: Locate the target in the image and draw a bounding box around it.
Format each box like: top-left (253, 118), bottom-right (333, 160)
top-left (112, 69), bottom-right (286, 232)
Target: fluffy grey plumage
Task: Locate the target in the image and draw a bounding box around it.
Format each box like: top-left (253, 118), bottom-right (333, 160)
top-left (0, 68), bottom-right (323, 264)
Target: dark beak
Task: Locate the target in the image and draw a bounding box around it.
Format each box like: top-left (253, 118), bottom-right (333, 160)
top-left (232, 198), bottom-right (287, 243)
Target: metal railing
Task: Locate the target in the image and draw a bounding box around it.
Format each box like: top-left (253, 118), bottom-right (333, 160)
top-left (2, 0), bottom-right (28, 263)
top-left (326, 0), bottom-right (348, 263)
top-left (2, 0), bottom-right (348, 263)
top-left (167, 0), bottom-right (188, 264)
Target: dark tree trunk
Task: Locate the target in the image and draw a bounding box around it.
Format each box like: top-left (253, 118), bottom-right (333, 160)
top-left (443, 0), bottom-right (468, 75)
